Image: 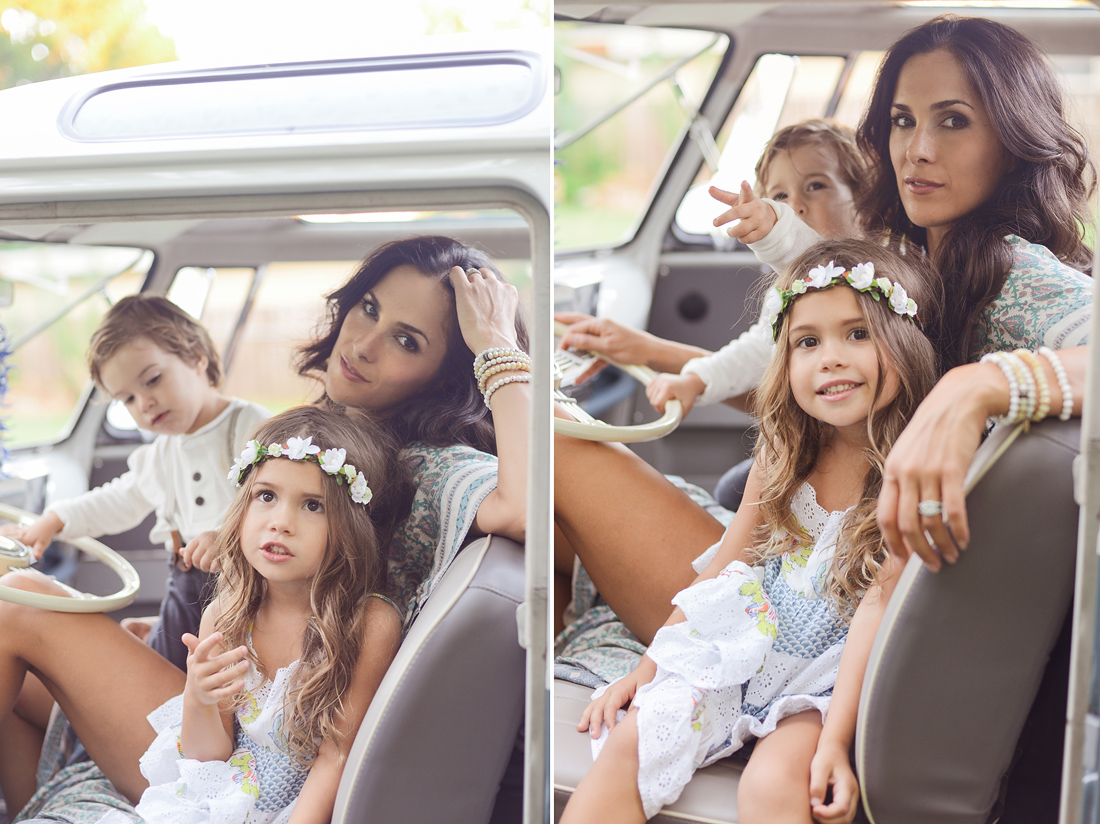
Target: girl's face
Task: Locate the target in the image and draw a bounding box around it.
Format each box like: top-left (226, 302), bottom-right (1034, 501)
top-left (98, 337), bottom-right (219, 436)
top-left (761, 143), bottom-right (859, 239)
top-left (325, 264), bottom-right (452, 415)
top-left (786, 286), bottom-right (899, 440)
top-left (889, 49), bottom-right (1012, 255)
top-left (240, 459), bottom-right (329, 588)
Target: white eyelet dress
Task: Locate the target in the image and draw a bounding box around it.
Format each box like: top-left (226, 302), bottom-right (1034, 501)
top-left (127, 653), bottom-right (306, 824)
top-left (589, 482), bottom-right (854, 818)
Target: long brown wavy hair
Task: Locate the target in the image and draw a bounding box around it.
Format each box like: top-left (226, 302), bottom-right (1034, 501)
top-left (297, 236), bottom-right (530, 455)
top-left (857, 14), bottom-right (1095, 370)
top-left (747, 239), bottom-right (939, 616)
top-left (213, 404), bottom-right (413, 766)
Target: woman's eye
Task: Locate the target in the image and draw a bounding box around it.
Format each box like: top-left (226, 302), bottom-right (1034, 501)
top-left (890, 112), bottom-right (914, 129)
top-left (396, 335), bottom-right (419, 353)
top-left (942, 113), bottom-right (969, 129)
top-left (305, 499), bottom-right (324, 513)
top-left (360, 298), bottom-right (378, 319)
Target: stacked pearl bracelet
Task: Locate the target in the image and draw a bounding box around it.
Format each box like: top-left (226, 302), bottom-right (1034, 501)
top-left (1038, 346), bottom-right (1074, 421)
top-left (1014, 349), bottom-right (1051, 422)
top-left (981, 352), bottom-right (1025, 424)
top-left (474, 346), bottom-right (531, 408)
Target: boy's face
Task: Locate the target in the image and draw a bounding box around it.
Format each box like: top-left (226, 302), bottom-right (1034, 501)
top-left (761, 143), bottom-right (860, 238)
top-left (99, 337), bottom-right (219, 436)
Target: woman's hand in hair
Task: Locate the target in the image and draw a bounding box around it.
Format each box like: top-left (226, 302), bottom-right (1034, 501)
top-left (448, 266), bottom-right (520, 354)
top-left (877, 362), bottom-right (1008, 571)
top-left (710, 181), bottom-right (778, 245)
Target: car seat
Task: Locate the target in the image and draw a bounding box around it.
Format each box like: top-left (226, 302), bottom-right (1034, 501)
top-left (333, 534), bottom-right (527, 824)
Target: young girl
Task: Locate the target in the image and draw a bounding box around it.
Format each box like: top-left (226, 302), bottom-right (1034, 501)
top-left (100, 403), bottom-right (412, 824)
top-left (561, 238), bottom-right (938, 824)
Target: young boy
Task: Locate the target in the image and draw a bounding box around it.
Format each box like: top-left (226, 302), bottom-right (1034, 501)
top-left (648, 119), bottom-right (870, 416)
top-left (3, 295), bottom-right (269, 669)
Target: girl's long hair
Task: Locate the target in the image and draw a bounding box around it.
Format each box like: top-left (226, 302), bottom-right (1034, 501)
top-left (857, 14), bottom-right (1095, 370)
top-left (297, 235), bottom-right (530, 455)
top-left (748, 239), bottom-right (939, 616)
top-left (213, 404), bottom-right (413, 766)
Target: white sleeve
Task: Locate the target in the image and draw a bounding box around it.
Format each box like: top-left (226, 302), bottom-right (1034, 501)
top-left (47, 441), bottom-right (163, 540)
top-left (681, 315), bottom-right (775, 405)
top-left (749, 199), bottom-right (823, 275)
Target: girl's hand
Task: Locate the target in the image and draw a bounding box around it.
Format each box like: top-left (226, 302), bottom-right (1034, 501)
top-left (448, 266), bottom-right (520, 355)
top-left (0, 511), bottom-right (63, 559)
top-left (647, 372), bottom-right (705, 417)
top-left (809, 741), bottom-right (860, 824)
top-left (878, 362), bottom-right (1006, 571)
top-left (182, 632), bottom-right (249, 706)
top-left (710, 181), bottom-right (778, 245)
top-left (180, 531), bottom-right (220, 573)
top-left (577, 656), bottom-right (657, 738)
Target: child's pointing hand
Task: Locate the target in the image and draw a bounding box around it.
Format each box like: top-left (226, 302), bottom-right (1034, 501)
top-left (710, 181), bottom-right (778, 245)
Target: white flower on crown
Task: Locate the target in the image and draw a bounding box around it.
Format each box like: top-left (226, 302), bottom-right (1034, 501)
top-left (848, 262), bottom-right (875, 290)
top-left (342, 464), bottom-right (357, 483)
top-left (806, 261), bottom-right (844, 289)
top-left (905, 297), bottom-right (918, 316)
top-left (320, 448), bottom-right (346, 474)
top-left (227, 461), bottom-right (244, 484)
top-left (761, 286), bottom-right (784, 325)
top-left (350, 472), bottom-right (372, 505)
top-left (790, 280), bottom-right (808, 295)
top-left (889, 283), bottom-right (910, 315)
top-left (875, 277), bottom-right (894, 297)
top-left (267, 443), bottom-right (284, 458)
top-left (239, 441), bottom-right (260, 466)
top-left (285, 436), bottom-right (321, 461)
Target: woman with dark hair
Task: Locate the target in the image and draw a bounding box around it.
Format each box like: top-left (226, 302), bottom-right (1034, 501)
top-left (0, 235), bottom-right (531, 822)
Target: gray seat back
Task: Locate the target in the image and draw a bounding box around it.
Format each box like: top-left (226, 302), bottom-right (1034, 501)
top-left (857, 418), bottom-right (1081, 823)
top-left (333, 535), bottom-right (527, 824)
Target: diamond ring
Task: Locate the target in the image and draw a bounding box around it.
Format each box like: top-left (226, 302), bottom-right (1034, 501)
top-left (917, 499), bottom-right (944, 518)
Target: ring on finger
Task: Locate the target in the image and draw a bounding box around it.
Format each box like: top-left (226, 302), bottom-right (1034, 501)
top-left (465, 268), bottom-right (480, 279)
top-left (917, 499), bottom-right (944, 518)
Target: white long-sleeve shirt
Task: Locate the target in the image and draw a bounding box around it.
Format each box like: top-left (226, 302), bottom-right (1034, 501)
top-left (49, 397), bottom-right (270, 547)
top-left (681, 200), bottom-right (821, 404)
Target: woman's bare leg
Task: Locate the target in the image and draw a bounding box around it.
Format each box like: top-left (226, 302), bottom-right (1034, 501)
top-left (560, 708), bottom-right (646, 824)
top-left (0, 571), bottom-right (185, 803)
top-left (0, 673), bottom-right (54, 814)
top-left (737, 711), bottom-right (823, 824)
top-left (554, 431), bottom-right (725, 644)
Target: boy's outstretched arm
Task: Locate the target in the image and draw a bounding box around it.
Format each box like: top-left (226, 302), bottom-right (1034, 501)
top-left (710, 181), bottom-right (778, 244)
top-left (809, 552), bottom-right (906, 824)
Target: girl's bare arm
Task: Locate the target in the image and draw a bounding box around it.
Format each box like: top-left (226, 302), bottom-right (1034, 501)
top-left (288, 597), bottom-right (403, 824)
top-left (808, 552), bottom-right (906, 823)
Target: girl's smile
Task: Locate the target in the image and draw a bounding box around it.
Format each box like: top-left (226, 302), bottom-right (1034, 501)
top-left (786, 287), bottom-right (899, 438)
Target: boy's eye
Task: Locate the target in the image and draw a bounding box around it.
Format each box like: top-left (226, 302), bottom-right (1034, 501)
top-left (772, 191), bottom-right (789, 202)
top-left (807, 181), bottom-right (826, 192)
top-left (146, 374), bottom-right (160, 387)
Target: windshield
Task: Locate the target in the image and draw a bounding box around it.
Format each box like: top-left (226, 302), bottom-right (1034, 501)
top-left (554, 22), bottom-right (727, 253)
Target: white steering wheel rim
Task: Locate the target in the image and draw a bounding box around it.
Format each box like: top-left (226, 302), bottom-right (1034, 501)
top-left (554, 321), bottom-right (683, 443)
top-left (0, 502), bottom-right (140, 612)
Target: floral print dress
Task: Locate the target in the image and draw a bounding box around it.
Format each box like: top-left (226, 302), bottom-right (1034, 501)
top-left (588, 482), bottom-right (853, 818)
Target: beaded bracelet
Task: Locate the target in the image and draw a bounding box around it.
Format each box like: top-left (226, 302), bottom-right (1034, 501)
top-left (477, 361), bottom-right (531, 392)
top-left (980, 351), bottom-right (1023, 424)
top-left (483, 373), bottom-right (531, 408)
top-left (1011, 351), bottom-right (1037, 423)
top-left (474, 347), bottom-right (529, 373)
top-left (1038, 346), bottom-right (1074, 421)
top-left (1014, 349), bottom-right (1050, 422)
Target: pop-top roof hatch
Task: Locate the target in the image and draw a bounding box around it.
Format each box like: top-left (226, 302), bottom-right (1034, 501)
top-left (59, 51), bottom-right (543, 142)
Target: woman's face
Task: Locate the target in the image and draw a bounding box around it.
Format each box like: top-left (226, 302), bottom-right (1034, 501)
top-left (325, 264), bottom-right (452, 414)
top-left (889, 49), bottom-right (1013, 254)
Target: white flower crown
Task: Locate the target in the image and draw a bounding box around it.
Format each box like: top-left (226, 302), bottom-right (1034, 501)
top-left (763, 261), bottom-right (920, 341)
top-left (227, 436), bottom-right (372, 507)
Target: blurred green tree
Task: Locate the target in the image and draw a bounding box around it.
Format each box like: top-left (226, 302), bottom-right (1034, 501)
top-left (0, 0), bottom-right (175, 89)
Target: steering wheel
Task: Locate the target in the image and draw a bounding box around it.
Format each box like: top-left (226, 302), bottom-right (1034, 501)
top-left (0, 503), bottom-right (140, 612)
top-left (554, 321), bottom-right (683, 443)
